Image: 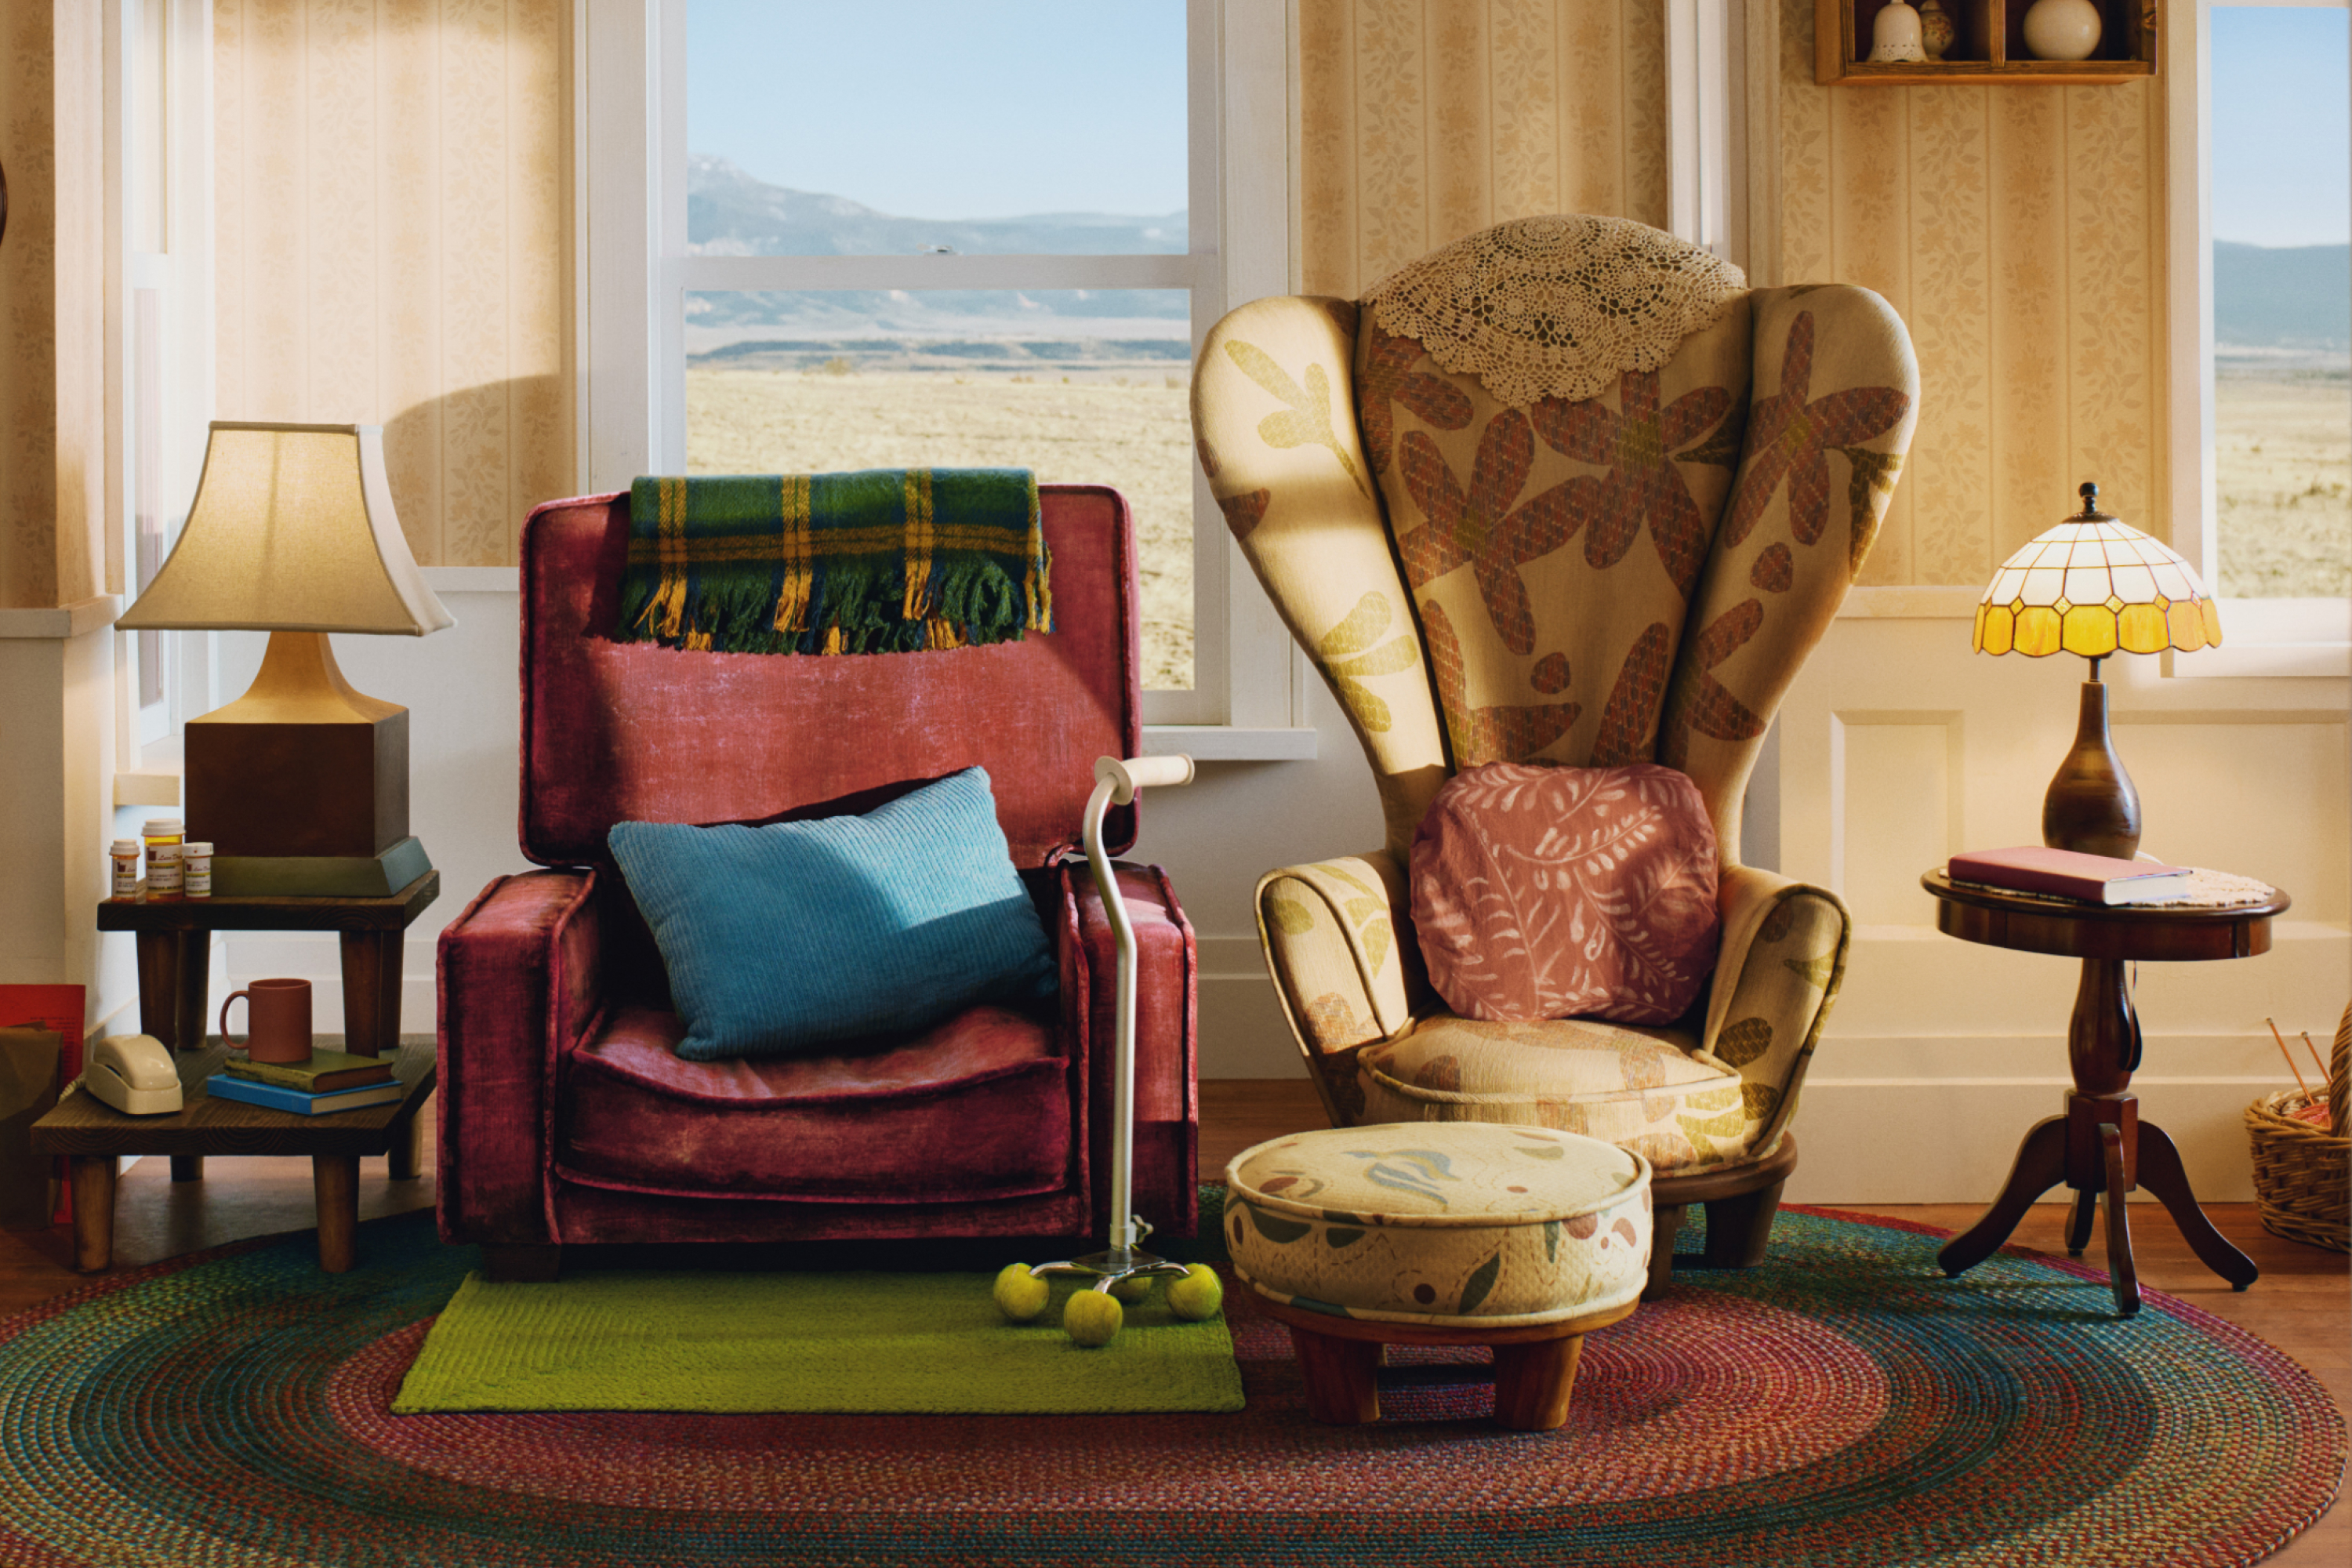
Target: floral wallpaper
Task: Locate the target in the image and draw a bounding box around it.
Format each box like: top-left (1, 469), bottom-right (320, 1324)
top-left (0, 0), bottom-right (106, 610)
top-left (1294, 0), bottom-right (2166, 591)
top-left (1298, 0), bottom-right (1668, 300)
top-left (1773, 0), bottom-right (2163, 586)
top-left (213, 0), bottom-right (570, 568)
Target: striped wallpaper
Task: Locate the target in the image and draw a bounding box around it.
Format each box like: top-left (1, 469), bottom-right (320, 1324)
top-left (212, 0), bottom-right (571, 568)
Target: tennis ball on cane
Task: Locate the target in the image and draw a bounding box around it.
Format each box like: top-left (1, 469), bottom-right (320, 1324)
top-left (1166, 1264), bottom-right (1224, 1322)
top-left (993, 1263), bottom-right (1050, 1323)
top-left (1062, 1287), bottom-right (1123, 1346)
top-left (1109, 1276), bottom-right (1154, 1303)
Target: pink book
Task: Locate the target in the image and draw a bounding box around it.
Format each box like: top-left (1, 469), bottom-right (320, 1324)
top-left (1947, 846), bottom-right (2192, 905)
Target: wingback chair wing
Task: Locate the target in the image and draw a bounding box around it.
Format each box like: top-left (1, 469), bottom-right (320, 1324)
top-left (436, 485), bottom-right (1196, 1279)
top-left (1191, 216), bottom-right (1918, 1290)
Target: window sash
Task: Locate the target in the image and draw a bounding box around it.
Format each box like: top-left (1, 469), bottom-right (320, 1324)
top-left (2164, 0), bottom-right (2350, 673)
top-left (579, 0), bottom-right (1309, 732)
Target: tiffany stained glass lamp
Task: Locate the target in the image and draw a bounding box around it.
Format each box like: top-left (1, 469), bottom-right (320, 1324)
top-left (1973, 481), bottom-right (2222, 859)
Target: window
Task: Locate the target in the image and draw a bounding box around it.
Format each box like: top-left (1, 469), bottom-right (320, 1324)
top-left (107, 0), bottom-right (216, 787)
top-left (582, 0), bottom-right (1309, 745)
top-left (2165, 0), bottom-right (2352, 673)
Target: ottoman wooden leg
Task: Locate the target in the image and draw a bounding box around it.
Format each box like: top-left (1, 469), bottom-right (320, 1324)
top-left (1289, 1325), bottom-right (1381, 1425)
top-left (1492, 1332), bottom-right (1585, 1431)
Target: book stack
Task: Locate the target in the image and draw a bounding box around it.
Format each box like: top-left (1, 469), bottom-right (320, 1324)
top-left (1947, 846), bottom-right (2192, 906)
top-left (205, 1048), bottom-right (404, 1115)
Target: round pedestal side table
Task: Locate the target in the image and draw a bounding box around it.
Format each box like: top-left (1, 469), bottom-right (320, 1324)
top-left (1920, 869), bottom-right (2289, 1318)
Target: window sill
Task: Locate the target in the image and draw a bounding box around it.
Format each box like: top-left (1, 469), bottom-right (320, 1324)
top-left (0, 595), bottom-right (122, 640)
top-left (114, 736), bottom-right (183, 808)
top-left (1142, 725), bottom-right (1318, 761)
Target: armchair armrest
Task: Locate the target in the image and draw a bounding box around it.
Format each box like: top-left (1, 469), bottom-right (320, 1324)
top-left (1254, 851), bottom-right (1420, 1124)
top-left (436, 869), bottom-right (604, 1245)
top-left (1695, 865), bottom-right (1853, 1156)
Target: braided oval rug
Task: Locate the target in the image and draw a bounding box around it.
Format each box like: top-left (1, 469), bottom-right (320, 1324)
top-left (0, 1203), bottom-right (2339, 1567)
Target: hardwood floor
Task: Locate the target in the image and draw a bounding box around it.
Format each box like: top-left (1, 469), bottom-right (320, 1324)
top-left (1, 1077), bottom-right (2340, 1564)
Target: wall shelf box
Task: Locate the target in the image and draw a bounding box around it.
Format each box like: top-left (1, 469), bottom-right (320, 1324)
top-left (1818, 0), bottom-right (2158, 85)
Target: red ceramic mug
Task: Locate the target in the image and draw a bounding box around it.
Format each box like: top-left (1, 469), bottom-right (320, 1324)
top-left (219, 978), bottom-right (313, 1065)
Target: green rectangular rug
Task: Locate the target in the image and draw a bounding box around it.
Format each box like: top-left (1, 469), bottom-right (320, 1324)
top-left (392, 1269), bottom-right (1244, 1415)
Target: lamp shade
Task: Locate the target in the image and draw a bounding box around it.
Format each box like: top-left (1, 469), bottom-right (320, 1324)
top-left (117, 422), bottom-right (453, 636)
top-left (1973, 490), bottom-right (2220, 659)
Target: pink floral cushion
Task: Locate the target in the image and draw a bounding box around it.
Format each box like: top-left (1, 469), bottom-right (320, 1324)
top-left (1410, 762), bottom-right (1719, 1025)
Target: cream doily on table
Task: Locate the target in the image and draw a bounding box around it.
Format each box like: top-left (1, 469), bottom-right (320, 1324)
top-left (1363, 215), bottom-right (1748, 408)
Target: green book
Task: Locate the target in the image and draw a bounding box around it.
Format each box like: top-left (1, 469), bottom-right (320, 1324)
top-left (220, 1048), bottom-right (397, 1093)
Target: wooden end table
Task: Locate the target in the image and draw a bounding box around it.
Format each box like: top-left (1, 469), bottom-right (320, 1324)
top-left (1921, 869), bottom-right (2288, 1316)
top-left (32, 871), bottom-right (443, 1272)
top-left (31, 1040), bottom-right (436, 1272)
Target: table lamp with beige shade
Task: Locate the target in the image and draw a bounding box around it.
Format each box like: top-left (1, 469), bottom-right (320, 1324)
top-left (1973, 481), bottom-right (2221, 859)
top-left (117, 422), bottom-right (454, 896)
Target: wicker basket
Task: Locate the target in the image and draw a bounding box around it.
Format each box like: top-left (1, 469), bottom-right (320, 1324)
top-left (2244, 1001), bottom-right (2350, 1253)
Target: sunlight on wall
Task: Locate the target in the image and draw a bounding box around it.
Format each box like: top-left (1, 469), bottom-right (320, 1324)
top-left (213, 0), bottom-right (572, 568)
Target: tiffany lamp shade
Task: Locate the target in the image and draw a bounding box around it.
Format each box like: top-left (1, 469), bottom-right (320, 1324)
top-left (1973, 481), bottom-right (2221, 859)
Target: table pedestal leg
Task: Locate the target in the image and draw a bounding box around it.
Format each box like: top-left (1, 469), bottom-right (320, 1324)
top-left (1939, 1116), bottom-right (2067, 1276)
top-left (2064, 1189), bottom-right (2098, 1256)
top-left (70, 1156), bottom-right (116, 1272)
top-left (313, 1155), bottom-right (360, 1272)
top-left (2136, 1123), bottom-right (2259, 1290)
top-left (2100, 1123), bottom-right (2139, 1316)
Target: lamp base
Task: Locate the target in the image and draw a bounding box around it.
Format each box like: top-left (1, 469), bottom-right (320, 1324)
top-left (2042, 673), bottom-right (2141, 859)
top-left (209, 837), bottom-right (433, 898)
top-left (184, 630), bottom-right (410, 860)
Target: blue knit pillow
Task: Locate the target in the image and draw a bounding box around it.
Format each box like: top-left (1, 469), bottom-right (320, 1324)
top-left (608, 768), bottom-right (1057, 1061)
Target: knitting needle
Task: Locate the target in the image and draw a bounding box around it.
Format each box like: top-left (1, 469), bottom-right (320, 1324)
top-left (2299, 1030), bottom-right (2330, 1080)
top-left (2265, 1018), bottom-right (2312, 1094)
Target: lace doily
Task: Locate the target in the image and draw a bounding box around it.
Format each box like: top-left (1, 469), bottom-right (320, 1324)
top-left (1364, 216), bottom-right (1748, 408)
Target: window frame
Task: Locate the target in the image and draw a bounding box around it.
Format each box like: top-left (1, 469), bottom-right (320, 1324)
top-left (2162, 0), bottom-right (2352, 678)
top-left (104, 0), bottom-right (218, 802)
top-left (577, 0), bottom-right (1314, 750)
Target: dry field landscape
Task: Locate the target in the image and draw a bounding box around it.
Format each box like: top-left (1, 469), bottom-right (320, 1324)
top-left (2214, 370), bottom-right (2352, 598)
top-left (688, 368), bottom-right (1196, 690)
top-left (685, 364), bottom-right (2347, 695)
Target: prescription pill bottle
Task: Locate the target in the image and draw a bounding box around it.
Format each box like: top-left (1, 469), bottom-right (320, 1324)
top-left (182, 841), bottom-right (213, 898)
top-left (142, 818), bottom-right (185, 900)
top-left (109, 839), bottom-right (141, 898)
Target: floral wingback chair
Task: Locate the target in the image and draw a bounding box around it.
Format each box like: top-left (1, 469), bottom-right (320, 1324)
top-left (1192, 216), bottom-right (1918, 1292)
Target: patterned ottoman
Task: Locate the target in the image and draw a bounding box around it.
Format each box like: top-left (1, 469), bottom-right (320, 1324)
top-left (1225, 1121), bottom-right (1650, 1429)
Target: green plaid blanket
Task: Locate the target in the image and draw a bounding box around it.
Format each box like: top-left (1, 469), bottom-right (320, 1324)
top-left (617, 469), bottom-right (1051, 654)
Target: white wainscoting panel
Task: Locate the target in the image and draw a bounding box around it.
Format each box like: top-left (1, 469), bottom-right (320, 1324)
top-left (1778, 608), bottom-right (2350, 1204)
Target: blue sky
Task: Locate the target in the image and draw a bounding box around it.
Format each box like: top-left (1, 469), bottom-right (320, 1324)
top-left (688, 2), bottom-right (1189, 220)
top-left (686, 2), bottom-right (2346, 245)
top-left (2212, 6), bottom-right (2350, 249)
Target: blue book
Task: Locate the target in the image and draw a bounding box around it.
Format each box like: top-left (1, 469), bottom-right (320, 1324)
top-left (202, 1072), bottom-right (405, 1116)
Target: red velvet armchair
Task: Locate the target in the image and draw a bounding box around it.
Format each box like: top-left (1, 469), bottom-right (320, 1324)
top-left (435, 485), bottom-right (1197, 1279)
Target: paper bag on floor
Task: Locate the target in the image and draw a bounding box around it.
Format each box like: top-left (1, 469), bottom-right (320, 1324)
top-left (0, 1027), bottom-right (63, 1228)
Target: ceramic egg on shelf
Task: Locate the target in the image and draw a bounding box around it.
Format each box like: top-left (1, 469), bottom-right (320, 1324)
top-left (1917, 0), bottom-right (1957, 60)
top-left (1869, 0), bottom-right (1928, 62)
top-left (2023, 0), bottom-right (2103, 61)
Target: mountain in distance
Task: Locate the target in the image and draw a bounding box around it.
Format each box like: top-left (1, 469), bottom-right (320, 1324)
top-left (688, 154), bottom-right (1185, 258)
top-left (684, 156), bottom-right (1189, 355)
top-left (2213, 240), bottom-right (2349, 353)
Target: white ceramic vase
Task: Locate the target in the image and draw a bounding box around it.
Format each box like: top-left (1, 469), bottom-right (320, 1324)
top-left (2022, 0), bottom-right (2103, 61)
top-left (1869, 0), bottom-right (1928, 63)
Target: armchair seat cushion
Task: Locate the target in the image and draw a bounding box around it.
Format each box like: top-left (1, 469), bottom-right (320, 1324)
top-left (558, 1003), bottom-right (1073, 1203)
top-left (1356, 1014), bottom-right (1751, 1174)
